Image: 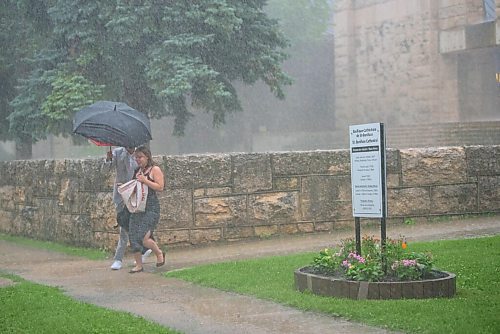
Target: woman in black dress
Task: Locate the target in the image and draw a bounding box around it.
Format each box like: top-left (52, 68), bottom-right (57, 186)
top-left (128, 145), bottom-right (165, 273)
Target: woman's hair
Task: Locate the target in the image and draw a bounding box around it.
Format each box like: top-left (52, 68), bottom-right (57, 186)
top-left (135, 145), bottom-right (155, 167)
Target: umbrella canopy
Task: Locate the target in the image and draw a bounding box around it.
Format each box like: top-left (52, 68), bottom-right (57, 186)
top-left (73, 101), bottom-right (152, 148)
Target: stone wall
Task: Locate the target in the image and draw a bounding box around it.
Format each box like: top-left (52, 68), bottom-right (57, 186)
top-left (0, 145), bottom-right (499, 250)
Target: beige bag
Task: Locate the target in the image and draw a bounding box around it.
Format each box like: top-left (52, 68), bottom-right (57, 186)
top-left (117, 179), bottom-right (148, 213)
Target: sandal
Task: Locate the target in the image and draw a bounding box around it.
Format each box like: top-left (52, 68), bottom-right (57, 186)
top-left (156, 251), bottom-right (166, 267)
top-left (129, 267), bottom-right (144, 274)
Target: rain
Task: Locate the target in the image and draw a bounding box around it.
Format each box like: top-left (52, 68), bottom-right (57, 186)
top-left (0, 0), bottom-right (498, 160)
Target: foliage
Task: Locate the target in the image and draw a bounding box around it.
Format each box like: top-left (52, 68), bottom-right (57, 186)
top-left (312, 236), bottom-right (433, 281)
top-left (42, 71), bottom-right (104, 122)
top-left (1, 0), bottom-right (292, 150)
top-left (265, 0), bottom-right (333, 45)
top-left (166, 236), bottom-right (500, 334)
top-left (0, 273), bottom-right (181, 333)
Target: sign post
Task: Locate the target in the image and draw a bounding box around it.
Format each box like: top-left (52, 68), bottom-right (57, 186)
top-left (349, 123), bottom-right (387, 258)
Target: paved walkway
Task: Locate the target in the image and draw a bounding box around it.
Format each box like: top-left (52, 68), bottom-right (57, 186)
top-left (1, 216), bottom-right (500, 334)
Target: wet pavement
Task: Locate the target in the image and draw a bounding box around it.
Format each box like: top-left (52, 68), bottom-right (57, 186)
top-left (1, 216), bottom-right (500, 334)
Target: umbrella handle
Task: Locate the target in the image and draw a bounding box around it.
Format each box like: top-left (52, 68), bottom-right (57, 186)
top-left (106, 146), bottom-right (113, 162)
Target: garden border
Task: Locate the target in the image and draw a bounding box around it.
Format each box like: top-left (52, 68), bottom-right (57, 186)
top-left (294, 266), bottom-right (456, 300)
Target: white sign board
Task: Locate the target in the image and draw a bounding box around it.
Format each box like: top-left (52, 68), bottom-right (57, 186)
top-left (349, 123), bottom-right (386, 218)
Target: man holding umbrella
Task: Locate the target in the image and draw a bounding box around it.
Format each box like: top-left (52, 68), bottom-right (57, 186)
top-left (73, 100), bottom-right (154, 270)
top-left (106, 146), bottom-right (152, 270)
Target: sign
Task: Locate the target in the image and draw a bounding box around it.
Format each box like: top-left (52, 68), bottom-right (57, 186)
top-left (349, 123), bottom-right (387, 218)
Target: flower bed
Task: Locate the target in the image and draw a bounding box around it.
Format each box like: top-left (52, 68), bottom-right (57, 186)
top-left (295, 235), bottom-right (456, 299)
top-left (294, 266), bottom-right (456, 299)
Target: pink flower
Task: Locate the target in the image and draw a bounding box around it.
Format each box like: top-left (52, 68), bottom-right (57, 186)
top-left (402, 259), bottom-right (417, 267)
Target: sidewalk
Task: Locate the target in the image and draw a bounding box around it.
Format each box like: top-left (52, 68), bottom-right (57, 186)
top-left (1, 216), bottom-right (500, 334)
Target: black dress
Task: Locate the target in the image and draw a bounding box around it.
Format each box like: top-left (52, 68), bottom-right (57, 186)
top-left (128, 167), bottom-right (160, 253)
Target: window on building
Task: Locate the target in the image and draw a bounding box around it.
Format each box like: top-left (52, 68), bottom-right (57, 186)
top-left (484, 0), bottom-right (496, 21)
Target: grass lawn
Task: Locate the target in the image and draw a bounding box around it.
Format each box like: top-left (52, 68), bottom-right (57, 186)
top-left (0, 235), bottom-right (181, 333)
top-left (165, 235), bottom-right (500, 334)
top-left (0, 273), bottom-right (182, 334)
top-left (0, 233), bottom-right (110, 260)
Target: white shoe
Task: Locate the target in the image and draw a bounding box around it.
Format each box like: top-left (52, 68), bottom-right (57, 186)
top-left (110, 260), bottom-right (122, 270)
top-left (142, 249), bottom-right (153, 263)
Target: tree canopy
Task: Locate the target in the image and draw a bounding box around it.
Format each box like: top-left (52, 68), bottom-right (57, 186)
top-left (0, 0), bottom-right (291, 157)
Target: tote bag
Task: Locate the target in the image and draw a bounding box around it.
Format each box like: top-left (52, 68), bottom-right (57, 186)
top-left (117, 179), bottom-right (148, 213)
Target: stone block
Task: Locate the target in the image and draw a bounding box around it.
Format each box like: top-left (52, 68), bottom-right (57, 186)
top-left (233, 153), bottom-right (272, 193)
top-left (27, 160), bottom-right (61, 197)
top-left (254, 225), bottom-right (278, 238)
top-left (9, 214), bottom-right (23, 235)
top-left (190, 228), bottom-right (222, 244)
top-left (0, 210), bottom-right (15, 233)
top-left (279, 223), bottom-right (299, 234)
top-left (314, 222), bottom-right (334, 232)
top-left (194, 196), bottom-right (247, 227)
top-left (80, 159), bottom-right (110, 192)
top-left (0, 186), bottom-right (16, 210)
top-left (93, 231), bottom-right (118, 250)
top-left (0, 162), bottom-right (10, 187)
top-left (64, 159), bottom-right (84, 177)
top-left (224, 226), bottom-right (254, 240)
top-left (272, 150), bottom-right (350, 176)
top-left (158, 229), bottom-right (190, 245)
top-left (165, 155), bottom-right (231, 188)
top-left (386, 173), bottom-right (401, 187)
top-left (478, 176), bottom-right (500, 211)
top-left (430, 184), bottom-right (477, 214)
top-left (386, 149), bottom-right (401, 173)
top-left (88, 192), bottom-right (114, 224)
top-left (58, 179), bottom-right (81, 213)
top-left (297, 223), bottom-right (315, 233)
top-left (58, 214), bottom-right (93, 246)
top-left (400, 147), bottom-right (467, 186)
top-left (206, 187), bottom-right (232, 196)
top-left (388, 187), bottom-right (431, 216)
top-left (466, 145), bottom-right (500, 176)
top-left (193, 188), bottom-right (205, 197)
top-left (273, 177), bottom-right (299, 191)
top-left (301, 175), bottom-right (352, 221)
top-left (248, 192), bottom-right (299, 223)
top-left (32, 198), bottom-right (59, 239)
top-left (333, 220), bottom-right (352, 230)
top-left (158, 189), bottom-right (192, 228)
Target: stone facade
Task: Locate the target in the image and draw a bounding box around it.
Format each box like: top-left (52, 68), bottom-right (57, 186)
top-left (0, 145), bottom-right (499, 249)
top-left (333, 0), bottom-right (500, 131)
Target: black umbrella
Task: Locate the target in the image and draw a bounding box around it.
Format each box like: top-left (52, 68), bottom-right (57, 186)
top-left (73, 101), bottom-right (152, 148)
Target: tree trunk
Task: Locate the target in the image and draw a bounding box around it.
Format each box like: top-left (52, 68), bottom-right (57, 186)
top-left (15, 135), bottom-right (32, 160)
